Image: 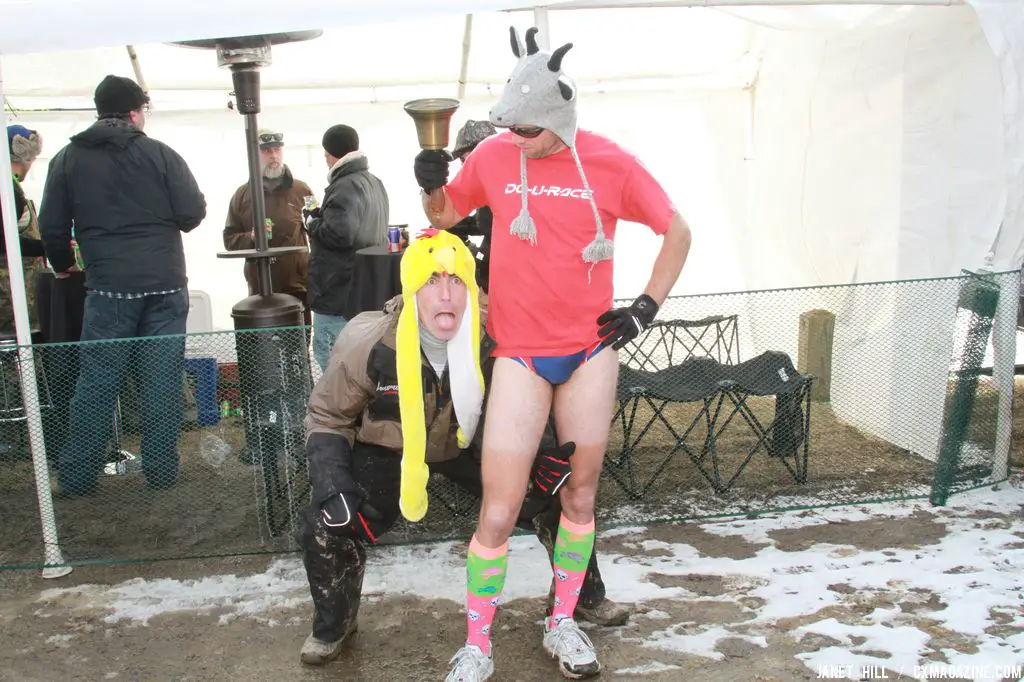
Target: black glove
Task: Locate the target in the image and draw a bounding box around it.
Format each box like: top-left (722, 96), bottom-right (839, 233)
top-left (596, 294), bottom-right (659, 350)
top-left (531, 441), bottom-right (575, 496)
top-left (414, 149), bottom-right (452, 192)
top-left (321, 492), bottom-right (383, 544)
top-left (306, 432), bottom-right (382, 543)
top-left (301, 206), bottom-right (320, 233)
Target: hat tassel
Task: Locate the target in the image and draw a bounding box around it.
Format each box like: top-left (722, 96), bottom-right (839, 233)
top-left (510, 150), bottom-right (538, 245)
top-left (573, 146), bottom-right (613, 264)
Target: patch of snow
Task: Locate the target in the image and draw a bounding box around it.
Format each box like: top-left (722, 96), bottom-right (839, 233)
top-left (615, 661), bottom-right (683, 675)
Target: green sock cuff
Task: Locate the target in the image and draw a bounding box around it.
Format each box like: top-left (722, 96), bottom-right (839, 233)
top-left (467, 544), bottom-right (509, 598)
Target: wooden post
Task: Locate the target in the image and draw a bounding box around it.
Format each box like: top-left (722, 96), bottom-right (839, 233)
top-left (797, 309), bottom-right (835, 401)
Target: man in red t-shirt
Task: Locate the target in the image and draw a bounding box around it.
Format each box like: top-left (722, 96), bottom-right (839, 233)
top-left (414, 26), bottom-right (692, 682)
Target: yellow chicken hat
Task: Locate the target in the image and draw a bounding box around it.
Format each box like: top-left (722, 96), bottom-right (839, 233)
top-left (397, 229), bottom-right (485, 522)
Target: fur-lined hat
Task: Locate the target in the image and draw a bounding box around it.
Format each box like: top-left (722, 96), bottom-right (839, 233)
top-left (7, 125), bottom-right (42, 165)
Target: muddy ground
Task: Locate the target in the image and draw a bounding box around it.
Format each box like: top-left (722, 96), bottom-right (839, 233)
top-left (2, 485), bottom-right (1022, 682)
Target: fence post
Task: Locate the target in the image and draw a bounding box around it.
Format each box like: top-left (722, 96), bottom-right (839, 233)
top-left (798, 309), bottom-right (835, 401)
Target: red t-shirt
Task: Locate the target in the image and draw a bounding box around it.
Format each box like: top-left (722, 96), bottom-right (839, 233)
top-left (446, 130), bottom-right (676, 357)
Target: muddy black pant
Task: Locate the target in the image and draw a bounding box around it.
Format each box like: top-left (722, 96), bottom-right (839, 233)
top-left (297, 442), bottom-right (608, 643)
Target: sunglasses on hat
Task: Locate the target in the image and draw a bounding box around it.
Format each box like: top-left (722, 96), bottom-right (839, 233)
top-left (259, 132), bottom-right (284, 145)
top-left (509, 125), bottom-right (544, 139)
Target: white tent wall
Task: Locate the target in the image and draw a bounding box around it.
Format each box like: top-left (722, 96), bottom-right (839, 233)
top-left (737, 3), bottom-right (1016, 459)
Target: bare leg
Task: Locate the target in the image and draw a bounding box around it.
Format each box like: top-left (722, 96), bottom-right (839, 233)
top-left (457, 358), bottom-right (552, 666)
top-left (478, 358), bottom-right (553, 544)
top-left (553, 348), bottom-right (618, 524)
top-left (539, 348), bottom-right (618, 678)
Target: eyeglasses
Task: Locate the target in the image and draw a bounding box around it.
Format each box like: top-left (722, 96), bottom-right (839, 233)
top-left (509, 125), bottom-right (544, 139)
top-left (259, 132), bottom-right (284, 145)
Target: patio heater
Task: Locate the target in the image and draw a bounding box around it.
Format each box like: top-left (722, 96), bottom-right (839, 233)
top-left (171, 31), bottom-right (321, 537)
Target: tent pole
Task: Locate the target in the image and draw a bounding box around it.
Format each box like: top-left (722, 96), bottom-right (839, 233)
top-left (0, 57), bottom-right (72, 579)
top-left (458, 14), bottom-right (473, 101)
top-left (533, 7), bottom-right (551, 49)
top-left (126, 45), bottom-right (149, 98)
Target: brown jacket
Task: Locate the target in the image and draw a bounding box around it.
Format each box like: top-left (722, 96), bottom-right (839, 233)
top-left (306, 295), bottom-right (494, 464)
top-left (223, 167), bottom-right (313, 296)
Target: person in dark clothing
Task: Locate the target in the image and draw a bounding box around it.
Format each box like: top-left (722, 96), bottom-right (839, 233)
top-left (38, 74), bottom-right (207, 496)
top-left (297, 232), bottom-right (628, 670)
top-left (446, 120), bottom-right (497, 294)
top-left (302, 124), bottom-right (389, 372)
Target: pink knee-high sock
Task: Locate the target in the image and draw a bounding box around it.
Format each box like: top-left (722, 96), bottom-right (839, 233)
top-left (549, 514), bottom-right (596, 627)
top-left (465, 535), bottom-right (508, 655)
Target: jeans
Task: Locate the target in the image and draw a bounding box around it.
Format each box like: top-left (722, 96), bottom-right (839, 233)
top-left (58, 290), bottom-right (189, 495)
top-left (312, 313), bottom-right (346, 372)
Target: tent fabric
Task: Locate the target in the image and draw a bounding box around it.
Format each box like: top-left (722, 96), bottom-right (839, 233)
top-left (0, 1), bottom-right (542, 56)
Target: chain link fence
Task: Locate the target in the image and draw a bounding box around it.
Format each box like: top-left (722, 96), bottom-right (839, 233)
top-left (0, 271), bottom-right (1019, 569)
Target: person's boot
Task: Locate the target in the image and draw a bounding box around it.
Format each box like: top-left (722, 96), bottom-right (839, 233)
top-left (299, 618), bottom-right (359, 666)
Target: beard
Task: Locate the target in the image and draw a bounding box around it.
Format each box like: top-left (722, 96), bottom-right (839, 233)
top-left (263, 163), bottom-right (285, 180)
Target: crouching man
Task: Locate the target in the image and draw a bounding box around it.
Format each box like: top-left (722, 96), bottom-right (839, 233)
top-left (298, 230), bottom-right (628, 667)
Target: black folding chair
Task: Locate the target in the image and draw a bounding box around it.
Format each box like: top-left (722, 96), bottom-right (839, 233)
top-left (607, 351), bottom-right (813, 499)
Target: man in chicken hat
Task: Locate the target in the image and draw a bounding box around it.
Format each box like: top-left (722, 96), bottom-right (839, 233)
top-left (413, 26), bottom-right (693, 681)
top-left (298, 229), bottom-right (626, 668)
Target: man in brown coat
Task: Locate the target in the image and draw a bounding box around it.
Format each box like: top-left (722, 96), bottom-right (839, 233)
top-left (223, 128), bottom-right (314, 327)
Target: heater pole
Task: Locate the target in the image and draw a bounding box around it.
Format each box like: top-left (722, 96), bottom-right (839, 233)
top-left (241, 109), bottom-right (272, 297)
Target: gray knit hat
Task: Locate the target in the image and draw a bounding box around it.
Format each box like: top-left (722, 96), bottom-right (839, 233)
top-left (489, 26), bottom-right (612, 269)
top-left (453, 120), bottom-right (497, 159)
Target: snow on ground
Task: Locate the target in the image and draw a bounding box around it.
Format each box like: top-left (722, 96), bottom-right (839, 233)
top-left (36, 480), bottom-right (1024, 681)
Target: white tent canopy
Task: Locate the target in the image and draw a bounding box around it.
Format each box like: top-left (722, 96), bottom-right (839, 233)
top-left (0, 1), bottom-right (1021, 573)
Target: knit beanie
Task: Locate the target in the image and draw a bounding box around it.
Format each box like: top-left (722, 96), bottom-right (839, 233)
top-left (7, 125), bottom-right (42, 165)
top-left (395, 229), bottom-right (484, 522)
top-left (453, 119), bottom-right (497, 159)
top-left (94, 75), bottom-right (149, 115)
top-left (489, 26), bottom-right (611, 270)
top-left (322, 124), bottom-right (359, 159)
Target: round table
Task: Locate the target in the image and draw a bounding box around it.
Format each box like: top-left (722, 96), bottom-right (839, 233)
top-left (347, 245), bottom-right (403, 319)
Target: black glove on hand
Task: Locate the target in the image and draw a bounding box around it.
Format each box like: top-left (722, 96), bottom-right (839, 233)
top-left (307, 431), bottom-right (382, 543)
top-left (531, 441), bottom-right (575, 496)
top-left (597, 294), bottom-right (659, 350)
top-left (414, 149), bottom-right (452, 192)
top-left (321, 491), bottom-right (383, 544)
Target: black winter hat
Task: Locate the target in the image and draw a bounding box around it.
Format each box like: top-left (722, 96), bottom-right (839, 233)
top-left (322, 124), bottom-right (359, 159)
top-left (94, 75), bottom-right (149, 115)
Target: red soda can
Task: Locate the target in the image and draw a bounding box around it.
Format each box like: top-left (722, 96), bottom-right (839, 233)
top-left (388, 226), bottom-right (402, 253)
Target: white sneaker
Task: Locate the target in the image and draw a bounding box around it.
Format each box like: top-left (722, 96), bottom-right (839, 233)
top-left (445, 643), bottom-right (494, 682)
top-left (543, 617), bottom-right (602, 679)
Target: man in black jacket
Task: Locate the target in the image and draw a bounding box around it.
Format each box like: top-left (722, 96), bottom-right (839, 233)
top-left (39, 74), bottom-right (207, 496)
top-left (303, 125), bottom-right (389, 371)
